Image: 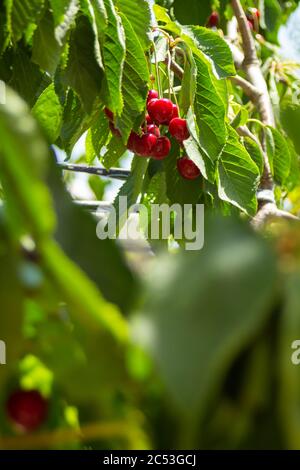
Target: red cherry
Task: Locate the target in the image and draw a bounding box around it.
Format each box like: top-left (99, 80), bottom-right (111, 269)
top-left (208, 11), bottom-right (219, 28)
top-left (169, 118), bottom-right (189, 142)
top-left (161, 103), bottom-right (179, 125)
top-left (109, 121), bottom-right (121, 138)
top-left (127, 131), bottom-right (140, 152)
top-left (104, 107), bottom-right (114, 121)
top-left (6, 390), bottom-right (48, 432)
top-left (147, 124), bottom-right (160, 138)
top-left (253, 8), bottom-right (260, 19)
top-left (147, 98), bottom-right (174, 125)
top-left (171, 104), bottom-right (179, 119)
top-left (177, 157), bottom-right (201, 180)
top-left (135, 133), bottom-right (157, 156)
top-left (146, 114), bottom-right (153, 125)
top-left (151, 136), bottom-right (171, 160)
top-left (147, 89), bottom-right (159, 103)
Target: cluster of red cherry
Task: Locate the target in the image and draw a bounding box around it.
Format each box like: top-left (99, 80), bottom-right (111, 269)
top-left (104, 90), bottom-right (201, 180)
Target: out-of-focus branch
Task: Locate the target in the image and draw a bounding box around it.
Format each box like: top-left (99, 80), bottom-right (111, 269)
top-left (230, 75), bottom-right (262, 101)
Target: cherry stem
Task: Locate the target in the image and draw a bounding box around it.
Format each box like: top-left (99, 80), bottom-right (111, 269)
top-left (168, 50), bottom-right (180, 116)
top-left (151, 40), bottom-right (163, 98)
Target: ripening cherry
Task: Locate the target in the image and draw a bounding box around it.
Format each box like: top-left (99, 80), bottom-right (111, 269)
top-left (135, 133), bottom-right (158, 156)
top-left (147, 124), bottom-right (160, 138)
top-left (109, 121), bottom-right (121, 138)
top-left (6, 390), bottom-right (48, 432)
top-left (147, 98), bottom-right (174, 125)
top-left (147, 89), bottom-right (159, 103)
top-left (151, 136), bottom-right (171, 160)
top-left (208, 11), bottom-right (219, 28)
top-left (177, 157), bottom-right (201, 180)
top-left (169, 118), bottom-right (190, 142)
top-left (104, 107), bottom-right (114, 121)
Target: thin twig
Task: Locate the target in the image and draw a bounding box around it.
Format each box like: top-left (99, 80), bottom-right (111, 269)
top-left (58, 163), bottom-right (130, 180)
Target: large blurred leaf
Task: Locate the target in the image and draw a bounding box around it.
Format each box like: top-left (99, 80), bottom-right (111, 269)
top-left (63, 15), bottom-right (104, 113)
top-left (115, 13), bottom-right (149, 143)
top-left (0, 86), bottom-right (55, 239)
top-left (48, 156), bottom-right (138, 314)
top-left (134, 216), bottom-right (276, 417)
top-left (0, 213), bottom-right (24, 389)
top-left (217, 126), bottom-right (260, 216)
top-left (115, 0), bottom-right (151, 50)
top-left (279, 271), bottom-right (300, 449)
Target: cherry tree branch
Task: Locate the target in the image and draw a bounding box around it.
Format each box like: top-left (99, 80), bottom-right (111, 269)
top-left (230, 0), bottom-right (299, 226)
top-left (58, 163), bottom-right (130, 180)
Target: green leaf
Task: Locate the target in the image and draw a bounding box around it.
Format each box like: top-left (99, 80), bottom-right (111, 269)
top-left (173, 0), bottom-right (211, 27)
top-left (193, 53), bottom-right (227, 161)
top-left (111, 156), bottom-right (148, 233)
top-left (0, 86), bottom-right (55, 239)
top-left (0, 214), bottom-right (24, 388)
top-left (9, 48), bottom-right (46, 107)
top-left (265, 126), bottom-right (291, 185)
top-left (183, 26), bottom-right (236, 79)
top-left (280, 102), bottom-right (300, 155)
top-left (115, 0), bottom-right (151, 50)
top-left (101, 136), bottom-right (127, 169)
top-left (163, 138), bottom-right (203, 205)
top-left (100, 0), bottom-right (126, 115)
top-left (32, 83), bottom-right (63, 142)
top-left (63, 15), bottom-right (104, 113)
top-left (180, 48), bottom-right (197, 115)
top-left (115, 13), bottom-right (149, 143)
top-left (85, 111), bottom-right (110, 164)
top-left (244, 136), bottom-right (264, 175)
top-left (134, 216), bottom-right (276, 416)
top-left (8, 0), bottom-right (45, 42)
top-left (32, 10), bottom-right (63, 76)
top-left (285, 139), bottom-right (300, 191)
top-left (49, 0), bottom-right (80, 45)
top-left (217, 126), bottom-right (260, 216)
top-left (259, 0), bottom-right (282, 42)
top-left (231, 107), bottom-right (249, 129)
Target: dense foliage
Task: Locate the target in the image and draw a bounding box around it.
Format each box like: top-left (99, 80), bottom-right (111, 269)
top-left (0, 0), bottom-right (300, 450)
